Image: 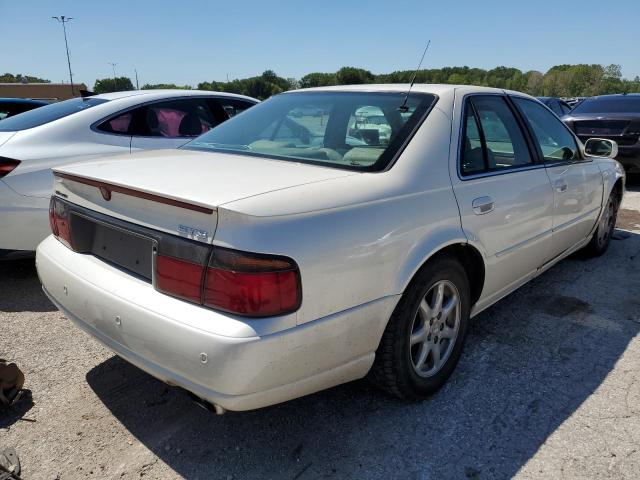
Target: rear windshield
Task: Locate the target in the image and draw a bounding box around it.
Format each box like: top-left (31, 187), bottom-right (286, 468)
top-left (0, 97), bottom-right (108, 131)
top-left (571, 96), bottom-right (640, 114)
top-left (184, 91), bottom-right (437, 171)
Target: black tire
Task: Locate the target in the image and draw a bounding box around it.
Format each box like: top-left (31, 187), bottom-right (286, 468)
top-left (369, 255), bottom-right (470, 399)
top-left (583, 191), bottom-right (619, 257)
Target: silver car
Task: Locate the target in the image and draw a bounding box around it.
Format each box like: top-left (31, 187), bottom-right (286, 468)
top-left (0, 89), bottom-right (257, 258)
top-left (36, 85), bottom-right (624, 412)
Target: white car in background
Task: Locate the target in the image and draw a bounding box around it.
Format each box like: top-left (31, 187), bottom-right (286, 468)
top-left (0, 89), bottom-right (257, 258)
top-left (37, 84), bottom-right (623, 412)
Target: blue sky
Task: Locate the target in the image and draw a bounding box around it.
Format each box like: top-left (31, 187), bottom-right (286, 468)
top-left (2, 0), bottom-right (639, 89)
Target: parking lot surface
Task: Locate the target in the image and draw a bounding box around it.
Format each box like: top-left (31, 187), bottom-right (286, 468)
top-left (1, 178), bottom-right (640, 479)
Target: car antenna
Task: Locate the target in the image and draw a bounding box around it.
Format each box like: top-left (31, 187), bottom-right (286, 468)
top-left (398, 40), bottom-right (431, 112)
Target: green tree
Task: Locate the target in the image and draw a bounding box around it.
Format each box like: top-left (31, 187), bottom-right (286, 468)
top-left (336, 67), bottom-right (374, 85)
top-left (94, 77), bottom-right (135, 93)
top-left (0, 73), bottom-right (50, 83)
top-left (299, 72), bottom-right (338, 88)
top-left (142, 83), bottom-right (192, 90)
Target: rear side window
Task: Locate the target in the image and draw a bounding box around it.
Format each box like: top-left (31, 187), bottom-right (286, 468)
top-left (513, 97), bottom-right (579, 162)
top-left (0, 97), bottom-right (108, 132)
top-left (461, 96), bottom-right (533, 176)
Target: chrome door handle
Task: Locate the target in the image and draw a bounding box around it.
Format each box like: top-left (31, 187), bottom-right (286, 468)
top-left (554, 179), bottom-right (568, 193)
top-left (472, 196), bottom-right (495, 215)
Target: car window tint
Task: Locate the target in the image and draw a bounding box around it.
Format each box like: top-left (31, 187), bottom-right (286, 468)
top-left (551, 101), bottom-right (564, 116)
top-left (513, 97), bottom-right (579, 162)
top-left (469, 96), bottom-right (532, 172)
top-left (258, 103), bottom-right (331, 147)
top-left (0, 97), bottom-right (108, 132)
top-left (97, 112), bottom-right (132, 134)
top-left (146, 99), bottom-right (217, 137)
top-left (346, 106), bottom-right (394, 147)
top-left (216, 99), bottom-right (256, 118)
top-left (186, 92), bottom-right (435, 171)
top-left (461, 106), bottom-right (485, 175)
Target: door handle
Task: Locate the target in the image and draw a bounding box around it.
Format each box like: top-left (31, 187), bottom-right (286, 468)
top-left (554, 179), bottom-right (568, 193)
top-left (472, 196), bottom-right (495, 215)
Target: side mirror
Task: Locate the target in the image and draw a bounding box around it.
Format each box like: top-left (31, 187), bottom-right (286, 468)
top-left (584, 138), bottom-right (618, 159)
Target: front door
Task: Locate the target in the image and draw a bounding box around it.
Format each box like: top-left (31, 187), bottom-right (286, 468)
top-left (512, 97), bottom-right (604, 257)
top-left (451, 94), bottom-right (556, 303)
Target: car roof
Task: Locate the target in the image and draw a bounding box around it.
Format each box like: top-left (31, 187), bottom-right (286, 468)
top-left (0, 97), bottom-right (49, 104)
top-left (587, 93), bottom-right (640, 100)
top-left (93, 89), bottom-right (258, 103)
top-left (286, 83), bottom-right (515, 96)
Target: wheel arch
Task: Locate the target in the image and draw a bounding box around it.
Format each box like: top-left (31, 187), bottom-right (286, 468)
top-left (397, 238), bottom-right (486, 309)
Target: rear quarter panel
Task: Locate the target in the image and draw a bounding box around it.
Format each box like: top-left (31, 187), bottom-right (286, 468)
top-left (216, 97), bottom-right (467, 325)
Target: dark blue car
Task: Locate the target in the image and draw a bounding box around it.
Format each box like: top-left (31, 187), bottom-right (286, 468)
top-left (0, 98), bottom-right (49, 120)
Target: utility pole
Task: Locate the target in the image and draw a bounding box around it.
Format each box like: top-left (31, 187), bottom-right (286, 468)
top-left (134, 69), bottom-right (139, 90)
top-left (52, 16), bottom-right (75, 97)
top-left (108, 62), bottom-right (118, 89)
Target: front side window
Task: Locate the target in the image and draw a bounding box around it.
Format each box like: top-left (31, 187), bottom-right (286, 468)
top-left (513, 97), bottom-right (579, 162)
top-left (145, 99), bottom-right (217, 137)
top-left (185, 92), bottom-right (436, 171)
top-left (0, 97), bottom-right (108, 132)
top-left (217, 98), bottom-right (256, 118)
top-left (461, 96), bottom-right (533, 176)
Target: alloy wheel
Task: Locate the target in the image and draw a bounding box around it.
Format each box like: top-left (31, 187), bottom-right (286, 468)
top-left (409, 280), bottom-right (461, 378)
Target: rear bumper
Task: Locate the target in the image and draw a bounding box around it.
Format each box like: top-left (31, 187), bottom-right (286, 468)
top-left (36, 236), bottom-right (397, 411)
top-left (0, 180), bottom-right (50, 251)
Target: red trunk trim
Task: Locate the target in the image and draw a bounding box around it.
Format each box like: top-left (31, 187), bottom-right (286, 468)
top-left (55, 172), bottom-right (214, 215)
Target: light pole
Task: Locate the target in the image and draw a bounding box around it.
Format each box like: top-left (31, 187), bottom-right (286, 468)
top-left (52, 16), bottom-right (75, 96)
top-left (108, 62), bottom-right (118, 89)
top-left (134, 69), bottom-right (139, 90)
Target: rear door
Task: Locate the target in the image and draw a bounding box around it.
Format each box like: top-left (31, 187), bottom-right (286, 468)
top-left (451, 94), bottom-right (555, 301)
top-left (512, 97), bottom-right (603, 257)
top-left (129, 97), bottom-right (227, 150)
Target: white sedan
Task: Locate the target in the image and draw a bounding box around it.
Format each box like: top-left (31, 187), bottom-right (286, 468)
top-left (0, 89), bottom-right (257, 258)
top-left (36, 84), bottom-right (624, 412)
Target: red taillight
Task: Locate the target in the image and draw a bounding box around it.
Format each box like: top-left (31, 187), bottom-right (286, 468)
top-left (156, 255), bottom-right (205, 304)
top-left (204, 268), bottom-right (299, 317)
top-left (0, 158), bottom-right (20, 178)
top-left (49, 197), bottom-right (73, 248)
top-left (203, 248), bottom-right (301, 317)
top-left (154, 245), bottom-right (301, 317)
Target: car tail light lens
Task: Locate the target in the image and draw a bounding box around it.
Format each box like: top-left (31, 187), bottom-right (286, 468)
top-left (49, 196), bottom-right (73, 248)
top-left (203, 248), bottom-right (301, 317)
top-left (153, 244), bottom-right (301, 317)
top-left (156, 255), bottom-right (205, 304)
top-left (0, 157), bottom-right (20, 178)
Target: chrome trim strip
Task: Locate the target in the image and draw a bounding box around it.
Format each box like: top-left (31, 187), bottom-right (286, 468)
top-left (551, 207), bottom-right (601, 233)
top-left (495, 228), bottom-right (553, 258)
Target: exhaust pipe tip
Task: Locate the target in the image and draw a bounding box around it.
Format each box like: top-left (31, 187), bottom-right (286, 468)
top-left (187, 391), bottom-right (226, 415)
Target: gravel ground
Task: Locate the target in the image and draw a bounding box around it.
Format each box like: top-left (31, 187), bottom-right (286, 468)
top-left (1, 177), bottom-right (640, 479)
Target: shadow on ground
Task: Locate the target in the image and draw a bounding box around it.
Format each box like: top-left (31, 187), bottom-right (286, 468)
top-left (0, 259), bottom-right (55, 313)
top-left (0, 390), bottom-right (34, 429)
top-left (86, 229), bottom-right (640, 479)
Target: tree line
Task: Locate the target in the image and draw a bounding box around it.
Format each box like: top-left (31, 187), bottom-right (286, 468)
top-left (8, 64), bottom-right (640, 99)
top-left (131, 64), bottom-right (640, 99)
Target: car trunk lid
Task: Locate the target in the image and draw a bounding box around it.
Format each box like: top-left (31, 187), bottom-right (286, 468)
top-left (53, 148), bottom-right (355, 242)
